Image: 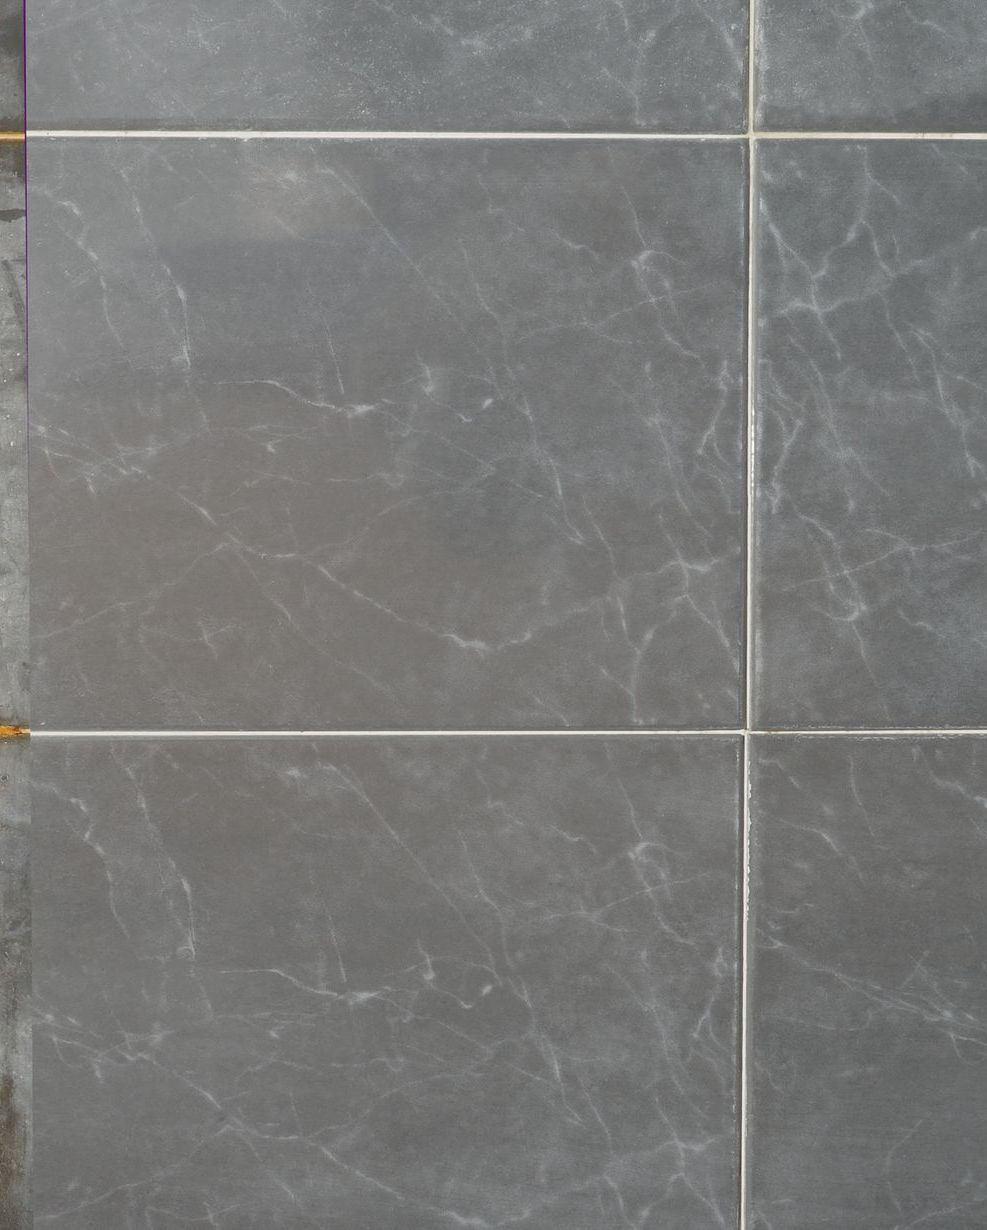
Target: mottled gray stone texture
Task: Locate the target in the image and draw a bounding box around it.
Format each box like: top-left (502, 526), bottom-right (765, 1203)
top-left (26, 0), bottom-right (746, 131)
top-left (756, 0), bottom-right (987, 131)
top-left (0, 740), bottom-right (30, 1230)
top-left (753, 141), bottom-right (987, 729)
top-left (748, 736), bottom-right (987, 1229)
top-left (0, 143), bottom-right (25, 727)
top-left (33, 735), bottom-right (742, 1228)
top-left (29, 138), bottom-right (747, 731)
top-left (0, 0), bottom-right (21, 131)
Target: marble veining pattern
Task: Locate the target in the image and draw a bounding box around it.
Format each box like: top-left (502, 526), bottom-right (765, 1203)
top-left (753, 141), bottom-right (987, 729)
top-left (748, 736), bottom-right (987, 1229)
top-left (16, 0), bottom-right (987, 1220)
top-left (33, 736), bottom-right (741, 1228)
top-left (26, 0), bottom-right (746, 132)
top-left (756, 0), bottom-right (987, 132)
top-left (29, 139), bottom-right (747, 731)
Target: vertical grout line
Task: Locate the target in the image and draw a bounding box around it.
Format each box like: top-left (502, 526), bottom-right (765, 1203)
top-left (744, 125), bottom-right (757, 727)
top-left (741, 0), bottom-right (757, 1217)
top-left (739, 733), bottom-right (752, 1229)
top-left (23, 106), bottom-right (30, 743)
top-left (21, 0), bottom-right (26, 140)
top-left (22, 117), bottom-right (31, 744)
top-left (747, 0), bottom-right (757, 137)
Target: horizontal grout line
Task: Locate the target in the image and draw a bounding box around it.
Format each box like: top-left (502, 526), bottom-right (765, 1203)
top-left (24, 129), bottom-right (987, 142)
top-left (754, 727), bottom-right (987, 735)
top-left (30, 729), bottom-right (743, 739)
top-left (26, 130), bottom-right (741, 141)
top-left (28, 728), bottom-right (987, 739)
top-left (756, 131), bottom-right (987, 141)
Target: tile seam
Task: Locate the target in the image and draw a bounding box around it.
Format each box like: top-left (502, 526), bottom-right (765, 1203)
top-left (29, 729), bottom-right (747, 739)
top-left (739, 733), bottom-right (752, 1230)
top-left (753, 130), bottom-right (987, 140)
top-left (739, 0), bottom-right (757, 1188)
top-left (744, 150), bottom-right (757, 744)
top-left (26, 728), bottom-right (987, 738)
top-left (752, 729), bottom-right (987, 736)
top-left (25, 130), bottom-right (743, 141)
top-left (22, 130), bottom-right (987, 140)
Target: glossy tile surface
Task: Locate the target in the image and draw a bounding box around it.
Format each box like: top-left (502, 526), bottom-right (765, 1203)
top-left (756, 0), bottom-right (987, 131)
top-left (0, 143), bottom-right (25, 726)
top-left (753, 141), bottom-right (987, 728)
top-left (34, 735), bottom-right (742, 1228)
top-left (26, 0), bottom-right (746, 131)
top-left (30, 138), bottom-right (747, 730)
top-left (0, 740), bottom-right (30, 1230)
top-left (748, 736), bottom-right (987, 1229)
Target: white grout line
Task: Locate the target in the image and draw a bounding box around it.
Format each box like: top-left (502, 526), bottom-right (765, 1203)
top-left (747, 0), bottom-right (757, 137)
top-left (25, 129), bottom-right (744, 141)
top-left (754, 130), bottom-right (987, 140)
top-left (24, 129), bottom-right (987, 141)
top-left (27, 728), bottom-right (987, 738)
top-left (739, 733), bottom-right (752, 1230)
top-left (753, 728), bottom-right (987, 736)
top-left (745, 146), bottom-right (757, 736)
top-left (741, 3), bottom-right (756, 1210)
top-left (29, 728), bottom-right (745, 738)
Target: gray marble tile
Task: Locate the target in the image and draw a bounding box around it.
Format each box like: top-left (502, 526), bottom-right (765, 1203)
top-left (29, 138), bottom-right (747, 730)
top-left (34, 735), bottom-right (741, 1228)
top-left (0, 0), bottom-right (21, 131)
top-left (0, 143), bottom-right (26, 728)
top-left (756, 0), bottom-right (987, 131)
top-left (752, 141), bottom-right (987, 729)
top-left (25, 0), bottom-right (746, 134)
top-left (748, 735), bottom-right (987, 1229)
top-left (0, 739), bottom-right (30, 1230)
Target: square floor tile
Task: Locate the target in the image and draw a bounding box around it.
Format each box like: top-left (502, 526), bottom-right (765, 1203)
top-left (753, 141), bottom-right (987, 729)
top-left (27, 0), bottom-right (746, 132)
top-left (756, 0), bottom-right (987, 131)
top-left (0, 142), bottom-right (25, 726)
top-left (30, 139), bottom-right (747, 730)
top-left (748, 735), bottom-right (987, 1229)
top-left (34, 735), bottom-right (741, 1228)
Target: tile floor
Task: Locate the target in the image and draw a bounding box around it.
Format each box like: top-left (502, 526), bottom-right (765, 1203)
top-left (0, 0), bottom-right (985, 1226)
